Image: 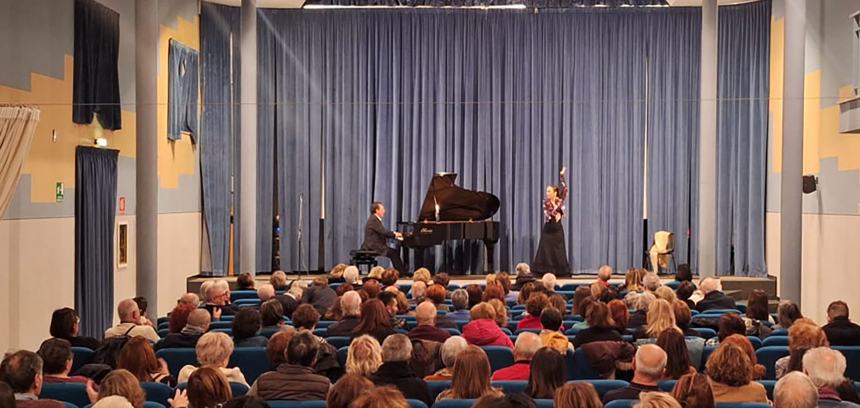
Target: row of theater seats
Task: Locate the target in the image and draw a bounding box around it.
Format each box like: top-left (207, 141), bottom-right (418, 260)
top-left (68, 343), bottom-right (860, 383)
top-left (43, 376), bottom-right (860, 408)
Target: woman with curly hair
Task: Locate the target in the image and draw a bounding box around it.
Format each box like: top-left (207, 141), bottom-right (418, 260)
top-left (775, 318), bottom-right (829, 379)
top-left (705, 343), bottom-right (768, 403)
top-left (720, 334), bottom-right (766, 380)
top-left (346, 335), bottom-right (383, 377)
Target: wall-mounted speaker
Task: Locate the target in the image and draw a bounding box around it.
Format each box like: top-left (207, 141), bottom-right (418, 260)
top-left (802, 175), bottom-right (818, 194)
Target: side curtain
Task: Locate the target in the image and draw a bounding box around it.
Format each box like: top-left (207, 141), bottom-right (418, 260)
top-left (200, 3), bottom-right (241, 276)
top-left (75, 146), bottom-right (118, 339)
top-left (645, 9), bottom-right (701, 270)
top-left (715, 0), bottom-right (770, 276)
top-left (0, 106), bottom-right (40, 218)
top-left (73, 0), bottom-right (121, 130)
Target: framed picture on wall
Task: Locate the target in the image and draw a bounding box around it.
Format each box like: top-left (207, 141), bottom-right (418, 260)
top-left (117, 221), bottom-right (128, 268)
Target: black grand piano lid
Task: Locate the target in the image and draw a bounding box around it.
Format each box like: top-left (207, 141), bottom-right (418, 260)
top-left (417, 172), bottom-right (500, 222)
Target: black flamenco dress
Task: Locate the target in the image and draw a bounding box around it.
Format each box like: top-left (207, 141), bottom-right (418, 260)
top-left (532, 173), bottom-right (570, 276)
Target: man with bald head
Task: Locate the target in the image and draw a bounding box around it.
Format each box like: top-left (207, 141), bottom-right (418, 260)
top-left (597, 265), bottom-right (612, 288)
top-left (178, 292), bottom-right (200, 307)
top-left (491, 332), bottom-right (542, 381)
top-left (257, 284), bottom-right (276, 302)
top-left (407, 301), bottom-right (451, 343)
top-left (602, 344), bottom-right (666, 403)
top-left (104, 298), bottom-right (160, 342)
top-left (155, 309), bottom-right (211, 350)
top-left (326, 291), bottom-right (363, 337)
top-left (775, 372), bottom-right (819, 408)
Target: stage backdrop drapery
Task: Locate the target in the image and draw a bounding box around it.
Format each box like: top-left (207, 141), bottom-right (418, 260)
top-left (200, 3), bottom-right (241, 276)
top-left (715, 0), bottom-right (770, 276)
top-left (202, 2), bottom-right (771, 275)
top-left (75, 146), bottom-right (118, 339)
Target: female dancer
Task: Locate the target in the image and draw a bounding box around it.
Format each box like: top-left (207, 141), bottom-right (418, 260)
top-left (532, 166), bottom-right (570, 276)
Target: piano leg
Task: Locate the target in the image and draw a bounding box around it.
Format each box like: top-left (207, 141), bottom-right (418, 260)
top-left (484, 241), bottom-right (496, 273)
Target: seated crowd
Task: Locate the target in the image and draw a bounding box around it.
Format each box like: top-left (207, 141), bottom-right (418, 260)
top-left (2, 264), bottom-right (860, 408)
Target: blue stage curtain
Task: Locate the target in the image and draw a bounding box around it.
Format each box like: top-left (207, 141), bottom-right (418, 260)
top-left (715, 0), bottom-right (770, 276)
top-left (75, 146), bottom-right (118, 339)
top-left (200, 3), bottom-right (240, 276)
top-left (645, 8), bottom-right (701, 270)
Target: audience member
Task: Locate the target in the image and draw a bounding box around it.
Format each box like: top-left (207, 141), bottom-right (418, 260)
top-left (259, 299), bottom-right (285, 331)
top-left (629, 292), bottom-right (656, 329)
top-left (571, 286), bottom-right (592, 316)
top-left (370, 334), bottom-right (432, 406)
top-left (178, 332), bottom-right (248, 386)
top-left (256, 284), bottom-right (275, 302)
top-left (676, 281), bottom-right (697, 310)
top-left (705, 313), bottom-right (745, 346)
top-left (635, 299), bottom-right (678, 340)
top-left (410, 281), bottom-right (427, 305)
top-left (675, 264), bottom-right (693, 282)
top-left (156, 309), bottom-right (210, 350)
top-left (0, 382), bottom-right (15, 408)
top-left (776, 318), bottom-right (830, 379)
top-left (720, 334), bottom-right (766, 380)
top-left (177, 292), bottom-right (200, 308)
top-left (37, 338), bottom-right (88, 384)
top-left (513, 262), bottom-right (536, 290)
top-left (473, 393), bottom-right (538, 408)
top-left (836, 379), bottom-right (860, 405)
top-left (326, 373), bottom-right (373, 408)
top-left (425, 284), bottom-right (449, 312)
top-left (554, 382), bottom-right (603, 408)
top-left (608, 299), bottom-right (630, 333)
top-left (353, 299), bottom-right (397, 344)
top-left (1, 351), bottom-right (63, 408)
top-left (803, 347), bottom-right (859, 408)
top-left (203, 280), bottom-right (238, 317)
top-left (432, 272), bottom-right (451, 288)
top-left (462, 302), bottom-right (514, 349)
top-left (481, 284), bottom-right (505, 303)
top-left (524, 347), bottom-right (566, 399)
top-left (132, 297), bottom-right (154, 327)
top-left (117, 337), bottom-right (174, 386)
top-left (621, 268), bottom-right (646, 293)
top-left (539, 307), bottom-right (571, 353)
top-left (775, 371), bottom-right (819, 408)
top-left (350, 386), bottom-right (410, 408)
top-left (232, 309), bottom-right (268, 347)
top-left (377, 291), bottom-right (408, 330)
top-left (301, 276), bottom-right (337, 316)
top-left (491, 332), bottom-right (541, 381)
top-left (365, 266), bottom-right (384, 283)
top-left (274, 283), bottom-right (301, 319)
top-left (408, 301), bottom-right (451, 343)
top-left (695, 278), bottom-right (736, 312)
top-left (671, 300), bottom-right (699, 337)
top-left (87, 369), bottom-right (145, 408)
top-left (49, 308), bottom-right (101, 350)
top-left (413, 268), bottom-right (431, 284)
top-left (776, 300), bottom-right (804, 330)
top-left (448, 289), bottom-right (471, 321)
top-left (823, 301), bottom-right (860, 346)
top-left (104, 299), bottom-right (160, 342)
top-left (654, 286), bottom-right (677, 304)
top-left (380, 268), bottom-right (399, 287)
top-left (237, 272), bottom-right (255, 290)
top-left (345, 335), bottom-right (383, 377)
top-left (425, 336), bottom-right (468, 381)
top-left (671, 372), bottom-right (714, 408)
top-left (656, 329), bottom-right (695, 379)
top-left (705, 343), bottom-right (768, 403)
top-left (343, 265), bottom-right (361, 286)
top-left (496, 272), bottom-right (517, 303)
top-left (642, 273), bottom-right (662, 292)
top-left (249, 331), bottom-right (329, 400)
top-left (291, 304), bottom-right (321, 332)
top-left (326, 291), bottom-right (362, 337)
top-left (166, 303), bottom-right (196, 334)
top-left (573, 301), bottom-right (622, 348)
top-left (488, 298), bottom-right (510, 329)
top-left (436, 345), bottom-right (502, 401)
top-left (182, 366), bottom-right (233, 408)
top-left (744, 289), bottom-right (775, 332)
top-left (269, 271), bottom-right (289, 291)
top-left (542, 273), bottom-right (557, 292)
top-left (517, 283), bottom-right (536, 306)
top-left (517, 293), bottom-right (549, 331)
top-left (265, 329), bottom-right (297, 369)
top-left (603, 344), bottom-right (667, 404)
top-left (634, 391), bottom-right (682, 408)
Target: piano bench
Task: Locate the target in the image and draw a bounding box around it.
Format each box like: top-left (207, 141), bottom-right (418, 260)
top-left (349, 250), bottom-right (379, 274)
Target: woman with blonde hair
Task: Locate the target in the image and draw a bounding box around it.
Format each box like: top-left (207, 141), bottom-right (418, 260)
top-left (634, 299), bottom-right (677, 340)
top-left (622, 268), bottom-right (645, 293)
top-left (436, 346), bottom-right (503, 401)
top-left (554, 383), bottom-right (602, 408)
top-left (634, 392), bottom-right (682, 408)
top-left (412, 268), bottom-right (431, 284)
top-left (177, 332), bottom-right (248, 385)
top-left (487, 298), bottom-right (509, 328)
top-left (346, 335), bottom-right (383, 377)
top-left (654, 286), bottom-right (677, 303)
top-left (86, 370), bottom-right (146, 408)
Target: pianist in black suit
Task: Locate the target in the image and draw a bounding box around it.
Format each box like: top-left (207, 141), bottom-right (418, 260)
top-left (361, 201), bottom-right (406, 274)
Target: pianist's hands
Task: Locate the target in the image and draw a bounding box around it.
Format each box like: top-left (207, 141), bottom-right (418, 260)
top-left (394, 231), bottom-right (404, 241)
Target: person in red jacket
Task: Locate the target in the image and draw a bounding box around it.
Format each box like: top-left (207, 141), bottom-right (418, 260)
top-left (463, 303), bottom-right (514, 349)
top-left (516, 293), bottom-right (549, 331)
top-left (491, 332), bottom-right (542, 381)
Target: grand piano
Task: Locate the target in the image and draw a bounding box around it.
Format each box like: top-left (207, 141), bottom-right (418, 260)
top-left (398, 173), bottom-right (501, 273)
